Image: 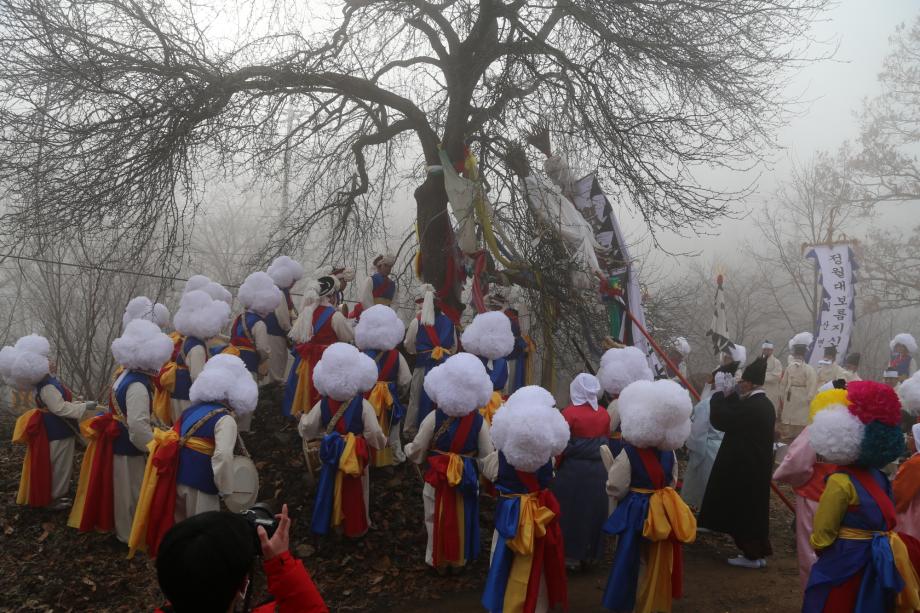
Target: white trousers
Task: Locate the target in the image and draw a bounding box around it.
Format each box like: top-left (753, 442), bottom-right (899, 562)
top-left (50, 438), bottom-right (75, 501)
top-left (113, 454), bottom-right (146, 543)
top-left (267, 335), bottom-right (291, 383)
top-left (174, 485), bottom-right (220, 523)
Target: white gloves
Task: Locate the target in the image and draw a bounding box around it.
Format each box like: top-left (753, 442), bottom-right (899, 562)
top-left (714, 372), bottom-right (735, 396)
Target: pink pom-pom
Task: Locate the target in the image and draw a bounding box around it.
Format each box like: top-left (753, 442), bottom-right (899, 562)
top-left (847, 380), bottom-right (902, 427)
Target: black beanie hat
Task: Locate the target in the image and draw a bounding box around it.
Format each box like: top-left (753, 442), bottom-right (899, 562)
top-left (741, 356), bottom-right (768, 386)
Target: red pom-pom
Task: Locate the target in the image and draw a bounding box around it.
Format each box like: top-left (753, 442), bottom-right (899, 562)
top-left (846, 380), bottom-right (902, 426)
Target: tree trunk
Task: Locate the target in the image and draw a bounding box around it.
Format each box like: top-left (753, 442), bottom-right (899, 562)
top-left (414, 173), bottom-right (463, 319)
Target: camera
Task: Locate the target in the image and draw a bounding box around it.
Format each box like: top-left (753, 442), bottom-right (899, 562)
top-left (241, 501), bottom-right (279, 546)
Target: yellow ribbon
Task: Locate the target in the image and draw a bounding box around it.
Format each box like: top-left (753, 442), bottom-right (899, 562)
top-left (479, 391), bottom-right (503, 425)
top-left (332, 433), bottom-right (362, 529)
top-left (291, 356), bottom-right (312, 418)
top-left (153, 362), bottom-right (177, 427)
top-left (222, 344), bottom-right (242, 358)
top-left (368, 382), bottom-right (394, 419)
top-left (12, 409), bottom-right (40, 505)
top-left (838, 528), bottom-right (920, 612)
top-left (446, 452), bottom-right (465, 488)
top-left (502, 492), bottom-right (557, 613)
top-left (429, 346), bottom-right (451, 362)
top-left (127, 428), bottom-right (215, 558)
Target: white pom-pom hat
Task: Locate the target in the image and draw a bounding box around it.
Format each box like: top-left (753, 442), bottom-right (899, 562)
top-left (808, 406), bottom-right (865, 465)
top-left (423, 353), bottom-right (493, 417)
top-left (490, 386), bottom-right (569, 472)
top-left (123, 296), bottom-right (171, 329)
top-left (313, 342), bottom-right (379, 401)
top-left (190, 353), bottom-right (258, 415)
top-left (267, 256), bottom-right (305, 289)
top-left (183, 274), bottom-right (211, 295)
top-left (0, 346), bottom-right (19, 382)
top-left (618, 379), bottom-right (692, 451)
top-left (891, 333), bottom-right (918, 354)
top-left (355, 305), bottom-right (405, 351)
top-left (14, 334), bottom-right (50, 358)
top-left (900, 373), bottom-right (920, 417)
top-left (460, 311), bottom-right (514, 360)
top-left (203, 282), bottom-right (233, 306)
top-left (112, 319), bottom-right (175, 372)
top-left (597, 346), bottom-right (653, 396)
top-left (238, 271), bottom-right (283, 316)
top-left (173, 290), bottom-right (231, 339)
top-left (6, 348), bottom-right (50, 388)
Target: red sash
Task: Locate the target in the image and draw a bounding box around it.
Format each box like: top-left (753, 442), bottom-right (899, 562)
top-left (844, 467), bottom-right (896, 529)
top-left (78, 413), bottom-right (121, 532)
top-left (327, 400), bottom-right (370, 537)
top-left (24, 411), bottom-right (52, 507)
top-left (146, 424), bottom-right (183, 557)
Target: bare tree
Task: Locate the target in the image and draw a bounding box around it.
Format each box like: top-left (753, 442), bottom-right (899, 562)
top-left (0, 0), bottom-right (831, 322)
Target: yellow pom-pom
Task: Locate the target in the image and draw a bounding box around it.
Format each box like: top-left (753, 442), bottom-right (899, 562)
top-left (809, 388), bottom-right (850, 423)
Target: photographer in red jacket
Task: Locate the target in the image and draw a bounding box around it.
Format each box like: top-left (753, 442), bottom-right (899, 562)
top-left (155, 504), bottom-right (327, 613)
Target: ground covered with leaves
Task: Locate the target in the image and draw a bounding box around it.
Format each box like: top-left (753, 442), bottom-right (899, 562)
top-left (0, 391), bottom-right (801, 611)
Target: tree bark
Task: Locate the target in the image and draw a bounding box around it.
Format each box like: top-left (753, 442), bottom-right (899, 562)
top-left (414, 172), bottom-right (463, 319)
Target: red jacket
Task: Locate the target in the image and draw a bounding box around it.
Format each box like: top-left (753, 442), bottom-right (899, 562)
top-left (157, 551), bottom-right (327, 613)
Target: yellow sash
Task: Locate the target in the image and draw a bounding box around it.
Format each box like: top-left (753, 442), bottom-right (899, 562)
top-left (429, 346), bottom-right (451, 362)
top-left (368, 382), bottom-right (394, 418)
top-left (628, 486), bottom-right (697, 613)
top-left (127, 428), bottom-right (215, 558)
top-left (332, 433), bottom-right (363, 529)
top-left (153, 362), bottom-right (177, 427)
top-left (12, 409), bottom-right (41, 505)
top-left (838, 528), bottom-right (920, 612)
top-left (291, 357), bottom-right (312, 418)
top-left (479, 391), bottom-right (503, 425)
top-left (503, 492), bottom-right (557, 613)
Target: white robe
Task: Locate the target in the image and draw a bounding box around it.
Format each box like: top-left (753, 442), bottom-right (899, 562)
top-left (238, 319), bottom-right (271, 432)
top-left (174, 414), bottom-right (238, 522)
top-left (779, 359), bottom-right (817, 427)
top-left (38, 384), bottom-right (89, 501)
top-left (815, 362), bottom-right (849, 389)
top-left (298, 398), bottom-right (386, 531)
top-left (267, 298), bottom-right (295, 383)
top-left (405, 412), bottom-right (493, 566)
top-left (385, 353), bottom-right (413, 463)
top-left (762, 354), bottom-right (784, 413)
top-left (112, 375), bottom-right (154, 543)
top-left (680, 395), bottom-right (723, 510)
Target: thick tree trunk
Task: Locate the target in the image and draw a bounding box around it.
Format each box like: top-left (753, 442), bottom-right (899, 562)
top-left (415, 172), bottom-right (463, 319)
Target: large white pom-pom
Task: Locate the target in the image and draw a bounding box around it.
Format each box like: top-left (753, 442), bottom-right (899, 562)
top-left (808, 406), bottom-right (864, 465)
top-left (899, 374), bottom-right (920, 416)
top-left (313, 342), bottom-right (379, 401)
top-left (111, 320), bottom-right (174, 372)
top-left (153, 303), bottom-right (171, 328)
top-left (354, 305), bottom-right (405, 351)
top-left (238, 272), bottom-right (283, 315)
top-left (460, 311), bottom-right (515, 360)
top-left (618, 379), bottom-right (693, 450)
top-left (190, 354), bottom-right (258, 415)
top-left (14, 334), bottom-right (50, 358)
top-left (267, 256), bottom-right (305, 288)
top-left (490, 385), bottom-right (569, 472)
top-left (183, 274), bottom-right (211, 294)
top-left (0, 346), bottom-right (18, 382)
top-left (597, 346), bottom-right (653, 396)
top-left (9, 350), bottom-right (50, 388)
top-left (173, 290), bottom-right (231, 339)
top-left (892, 333), bottom-right (919, 354)
top-left (203, 282), bottom-right (233, 306)
top-left (423, 353), bottom-right (493, 417)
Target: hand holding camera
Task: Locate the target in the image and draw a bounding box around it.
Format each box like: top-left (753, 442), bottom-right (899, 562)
top-left (257, 503), bottom-right (290, 560)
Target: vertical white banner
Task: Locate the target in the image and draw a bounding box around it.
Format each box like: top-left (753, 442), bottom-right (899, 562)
top-left (804, 244), bottom-right (857, 366)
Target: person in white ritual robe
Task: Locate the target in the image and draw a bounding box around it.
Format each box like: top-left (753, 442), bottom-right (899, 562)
top-left (843, 352), bottom-right (862, 382)
top-left (815, 345), bottom-right (848, 388)
top-left (404, 354), bottom-right (494, 568)
top-left (175, 355), bottom-right (252, 521)
top-left (298, 343), bottom-right (386, 531)
top-left (760, 341), bottom-right (784, 412)
top-left (265, 256), bottom-right (304, 384)
top-left (170, 289), bottom-right (231, 424)
top-left (778, 332), bottom-right (817, 441)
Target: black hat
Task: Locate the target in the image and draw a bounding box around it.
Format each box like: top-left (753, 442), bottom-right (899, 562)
top-left (845, 352), bottom-right (860, 366)
top-left (741, 356), bottom-right (768, 386)
top-left (823, 345), bottom-right (838, 357)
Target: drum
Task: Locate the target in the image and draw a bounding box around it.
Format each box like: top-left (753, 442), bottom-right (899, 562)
top-left (303, 438), bottom-right (322, 484)
top-left (223, 455), bottom-right (259, 513)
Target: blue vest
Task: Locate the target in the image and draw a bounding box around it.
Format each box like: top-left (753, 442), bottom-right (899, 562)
top-left (231, 311), bottom-right (264, 372)
top-left (176, 403), bottom-right (230, 494)
top-left (623, 444), bottom-right (675, 490)
top-left (430, 411), bottom-right (483, 457)
top-left (320, 396), bottom-right (365, 435)
top-left (371, 273), bottom-right (396, 302)
top-left (111, 371), bottom-right (151, 456)
top-left (495, 452), bottom-right (553, 494)
top-left (414, 314), bottom-right (455, 368)
top-left (173, 337), bottom-right (206, 400)
top-left (35, 376), bottom-right (76, 441)
top-left (482, 357), bottom-right (509, 391)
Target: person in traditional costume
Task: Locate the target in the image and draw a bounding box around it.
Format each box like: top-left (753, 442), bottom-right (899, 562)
top-left (597, 346), bottom-right (653, 456)
top-left (802, 379), bottom-right (920, 612)
top-left (264, 256), bottom-right (303, 384)
top-left (773, 385), bottom-right (845, 590)
top-left (481, 386), bottom-right (569, 613)
top-left (761, 341), bottom-right (784, 411)
top-left (298, 343), bottom-right (386, 538)
top-left (404, 353), bottom-right (494, 572)
top-left (895, 374), bottom-right (920, 539)
top-left (232, 271), bottom-right (281, 379)
top-left (779, 332), bottom-right (818, 441)
top-left (550, 373), bottom-right (610, 571)
top-left (843, 352), bottom-right (862, 382)
top-left (405, 284), bottom-right (457, 432)
top-left (885, 369), bottom-right (903, 389)
top-left (699, 356), bottom-right (775, 568)
top-left (283, 275), bottom-right (354, 420)
top-left (129, 354), bottom-right (254, 558)
top-left (68, 319), bottom-right (174, 542)
top-left (350, 253), bottom-right (397, 321)
top-left (354, 304), bottom-right (412, 467)
top-left (680, 347), bottom-right (744, 511)
top-left (889, 333), bottom-right (918, 382)
top-left (489, 293), bottom-right (531, 396)
top-left (665, 337), bottom-right (691, 383)
top-left (4, 336), bottom-right (95, 510)
top-left (169, 289), bottom-right (231, 424)
top-left (602, 378), bottom-right (696, 613)
top-left (460, 310), bottom-right (514, 425)
top-left (816, 345), bottom-right (848, 388)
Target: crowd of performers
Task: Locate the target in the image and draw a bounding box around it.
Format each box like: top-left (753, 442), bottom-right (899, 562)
top-left (4, 250), bottom-right (920, 612)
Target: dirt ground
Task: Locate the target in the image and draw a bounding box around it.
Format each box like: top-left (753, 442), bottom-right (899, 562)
top-left (0, 391), bottom-right (801, 612)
